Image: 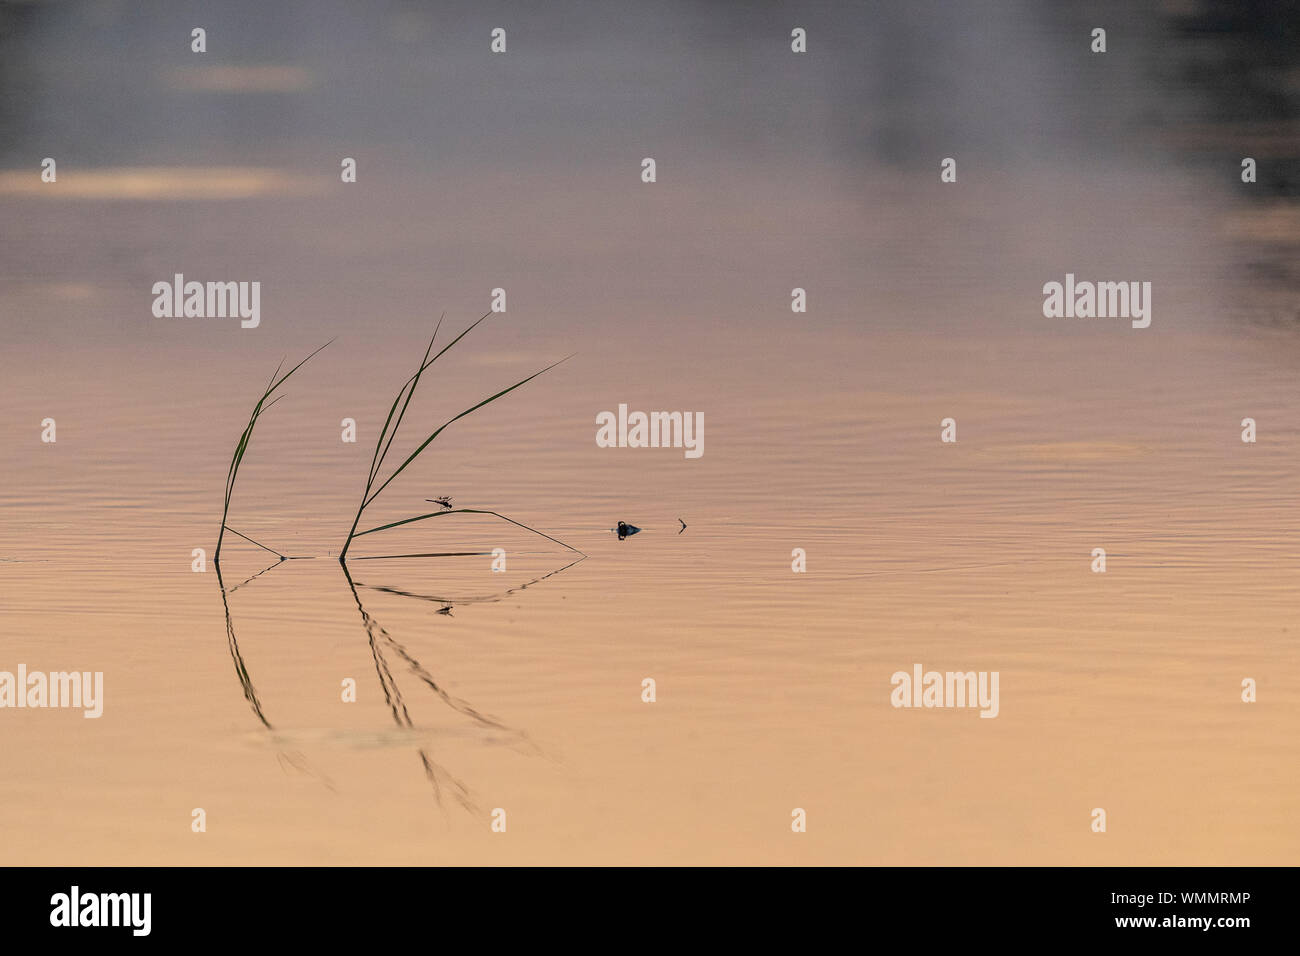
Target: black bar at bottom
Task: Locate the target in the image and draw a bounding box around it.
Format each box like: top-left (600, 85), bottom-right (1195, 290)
top-left (0, 866), bottom-right (1283, 942)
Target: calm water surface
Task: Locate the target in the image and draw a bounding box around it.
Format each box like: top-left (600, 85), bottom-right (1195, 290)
top-left (1, 0), bottom-right (1297, 864)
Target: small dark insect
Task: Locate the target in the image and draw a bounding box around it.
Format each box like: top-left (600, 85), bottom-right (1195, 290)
top-left (425, 496), bottom-right (453, 510)
top-left (616, 520), bottom-right (641, 541)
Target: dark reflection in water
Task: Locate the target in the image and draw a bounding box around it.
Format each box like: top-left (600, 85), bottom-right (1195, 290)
top-left (215, 561), bottom-right (274, 730)
top-left (1157, 1), bottom-right (1299, 296)
top-left (342, 562), bottom-right (489, 813)
top-left (355, 555), bottom-right (585, 607)
top-left (1164, 0), bottom-right (1298, 192)
top-left (216, 560), bottom-right (340, 791)
top-left (0, 0), bottom-right (1294, 327)
top-left (215, 554), bottom-right (576, 814)
top-left (0, 0), bottom-right (1292, 167)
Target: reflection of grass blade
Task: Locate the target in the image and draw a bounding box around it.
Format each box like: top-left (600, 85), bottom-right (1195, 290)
top-left (215, 564), bottom-right (273, 729)
top-left (215, 341), bottom-right (331, 564)
top-left (349, 551), bottom-right (492, 559)
top-left (341, 563), bottom-right (511, 732)
top-left (339, 561), bottom-right (525, 812)
top-left (338, 312), bottom-right (571, 563)
top-left (228, 556), bottom-right (285, 593)
top-left (355, 554), bottom-right (585, 605)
